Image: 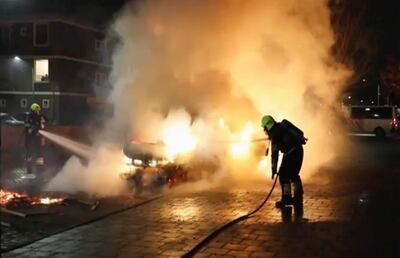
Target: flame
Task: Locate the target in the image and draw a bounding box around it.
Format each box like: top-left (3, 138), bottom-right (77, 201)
top-left (33, 197), bottom-right (64, 205)
top-left (161, 123), bottom-right (197, 161)
top-left (231, 122), bottom-right (255, 157)
top-left (0, 189), bottom-right (25, 206)
top-left (0, 189), bottom-right (64, 206)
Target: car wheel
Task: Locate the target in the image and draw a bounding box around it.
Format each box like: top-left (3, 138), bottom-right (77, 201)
top-left (374, 127), bottom-right (385, 138)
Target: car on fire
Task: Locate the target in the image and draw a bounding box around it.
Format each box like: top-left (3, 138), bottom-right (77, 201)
top-left (121, 141), bottom-right (188, 192)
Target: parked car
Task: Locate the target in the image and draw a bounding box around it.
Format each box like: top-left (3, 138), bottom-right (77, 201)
top-left (122, 141), bottom-right (188, 193)
top-left (0, 113), bottom-right (25, 126)
top-left (13, 112), bottom-right (30, 123)
top-left (345, 105), bottom-right (399, 137)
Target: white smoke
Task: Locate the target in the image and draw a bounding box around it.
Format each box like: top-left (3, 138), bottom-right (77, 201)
top-left (45, 147), bottom-right (129, 197)
top-left (108, 0), bottom-right (351, 180)
top-left (46, 0), bottom-right (352, 196)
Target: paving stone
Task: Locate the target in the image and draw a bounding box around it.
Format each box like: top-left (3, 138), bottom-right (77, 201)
top-left (250, 251), bottom-right (275, 257)
top-left (2, 181), bottom-right (398, 258)
top-left (202, 247), bottom-right (229, 255)
top-left (226, 250), bottom-right (252, 257)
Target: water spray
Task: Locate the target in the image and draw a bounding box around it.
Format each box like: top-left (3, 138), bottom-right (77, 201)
top-left (38, 130), bottom-right (93, 160)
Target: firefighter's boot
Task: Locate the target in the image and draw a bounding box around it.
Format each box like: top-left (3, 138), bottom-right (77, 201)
top-left (275, 183), bottom-right (292, 208)
top-left (292, 180), bottom-right (304, 209)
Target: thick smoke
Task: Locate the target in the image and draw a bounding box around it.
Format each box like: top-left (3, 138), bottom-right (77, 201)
top-left (46, 0), bottom-right (351, 196)
top-left (109, 0), bottom-right (351, 179)
top-left (45, 145), bottom-right (129, 197)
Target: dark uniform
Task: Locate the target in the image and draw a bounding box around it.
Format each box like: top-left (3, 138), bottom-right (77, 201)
top-left (25, 111), bottom-right (43, 161)
top-left (268, 122), bottom-right (304, 207)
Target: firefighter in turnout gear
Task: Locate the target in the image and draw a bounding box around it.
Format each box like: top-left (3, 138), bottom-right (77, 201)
top-left (261, 115), bottom-right (306, 210)
top-left (25, 103), bottom-right (46, 171)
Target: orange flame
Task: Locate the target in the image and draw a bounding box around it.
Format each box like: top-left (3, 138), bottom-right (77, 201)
top-left (0, 189), bottom-right (64, 206)
top-left (0, 189), bottom-right (25, 206)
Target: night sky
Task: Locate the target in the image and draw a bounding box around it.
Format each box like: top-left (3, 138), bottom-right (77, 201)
top-left (331, 0), bottom-right (400, 76)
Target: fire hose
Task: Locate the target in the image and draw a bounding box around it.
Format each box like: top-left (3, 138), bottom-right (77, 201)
top-left (182, 173), bottom-right (279, 258)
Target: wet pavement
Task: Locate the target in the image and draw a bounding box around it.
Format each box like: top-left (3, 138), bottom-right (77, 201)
top-left (2, 178), bottom-right (399, 258)
top-left (1, 136), bottom-right (399, 258)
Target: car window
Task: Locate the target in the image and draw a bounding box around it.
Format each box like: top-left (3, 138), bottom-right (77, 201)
top-left (351, 107), bottom-right (393, 119)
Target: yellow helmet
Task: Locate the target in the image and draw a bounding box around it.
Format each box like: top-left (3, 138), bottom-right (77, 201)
top-left (30, 103), bottom-right (41, 111)
top-left (261, 115), bottom-right (275, 130)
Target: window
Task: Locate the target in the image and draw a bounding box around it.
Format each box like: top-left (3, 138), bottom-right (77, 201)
top-left (20, 98), bottom-right (27, 108)
top-left (20, 26), bottom-right (27, 37)
top-left (0, 99), bottom-right (6, 108)
top-left (95, 72), bottom-right (107, 84)
top-left (351, 107), bottom-right (393, 119)
top-left (34, 59), bottom-right (49, 82)
top-left (0, 26), bottom-right (10, 47)
top-left (34, 23), bottom-right (49, 46)
top-left (95, 39), bottom-right (104, 51)
top-left (42, 99), bottom-right (50, 109)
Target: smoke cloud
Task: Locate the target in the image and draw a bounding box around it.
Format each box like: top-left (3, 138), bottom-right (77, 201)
top-left (109, 0), bottom-right (351, 178)
top-left (46, 0), bottom-right (352, 196)
top-left (45, 146), bottom-right (129, 197)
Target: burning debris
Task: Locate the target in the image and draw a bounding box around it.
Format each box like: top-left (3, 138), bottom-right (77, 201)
top-left (0, 189), bottom-right (64, 208)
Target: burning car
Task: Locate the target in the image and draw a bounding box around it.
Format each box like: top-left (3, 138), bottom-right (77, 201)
top-left (121, 141), bottom-right (188, 192)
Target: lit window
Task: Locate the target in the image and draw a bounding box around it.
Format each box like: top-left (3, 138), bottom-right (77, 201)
top-left (35, 59), bottom-right (49, 82)
top-left (20, 98), bottom-right (27, 108)
top-left (42, 99), bottom-right (50, 109)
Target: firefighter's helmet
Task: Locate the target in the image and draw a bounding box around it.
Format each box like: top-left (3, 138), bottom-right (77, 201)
top-left (30, 103), bottom-right (41, 112)
top-left (261, 115), bottom-right (275, 130)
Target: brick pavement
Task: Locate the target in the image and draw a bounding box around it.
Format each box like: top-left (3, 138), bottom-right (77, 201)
top-left (2, 181), bottom-right (398, 258)
top-left (2, 187), bottom-right (274, 258)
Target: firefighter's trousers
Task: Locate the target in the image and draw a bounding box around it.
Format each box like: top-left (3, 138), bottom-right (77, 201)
top-left (278, 146), bottom-right (304, 205)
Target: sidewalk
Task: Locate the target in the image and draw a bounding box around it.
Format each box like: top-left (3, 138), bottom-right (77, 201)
top-left (2, 136), bottom-right (399, 258)
top-left (2, 177), bottom-right (398, 258)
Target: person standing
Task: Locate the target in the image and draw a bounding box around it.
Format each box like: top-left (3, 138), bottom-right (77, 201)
top-left (24, 103), bottom-right (45, 178)
top-left (261, 115), bottom-right (307, 210)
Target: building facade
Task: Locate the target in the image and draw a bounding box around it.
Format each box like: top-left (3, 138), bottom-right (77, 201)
top-left (0, 17), bottom-right (111, 125)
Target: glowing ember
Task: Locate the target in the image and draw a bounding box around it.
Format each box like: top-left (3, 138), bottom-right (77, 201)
top-left (0, 189), bottom-right (64, 206)
top-left (32, 197), bottom-right (64, 205)
top-left (0, 189), bottom-right (25, 206)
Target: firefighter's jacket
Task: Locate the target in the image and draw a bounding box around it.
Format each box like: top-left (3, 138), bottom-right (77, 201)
top-left (25, 112), bottom-right (44, 136)
top-left (268, 123), bottom-right (301, 173)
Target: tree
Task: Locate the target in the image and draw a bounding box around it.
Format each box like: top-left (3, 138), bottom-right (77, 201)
top-left (380, 57), bottom-right (400, 105)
